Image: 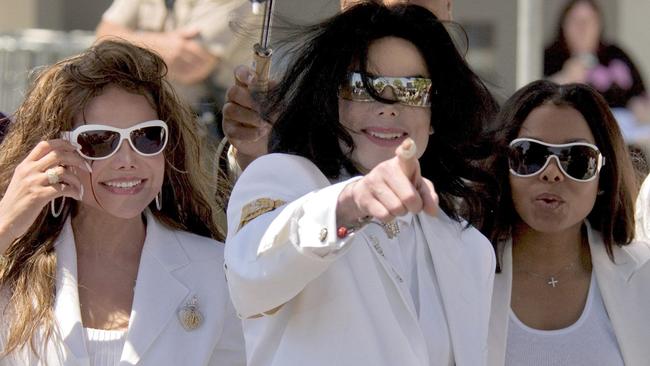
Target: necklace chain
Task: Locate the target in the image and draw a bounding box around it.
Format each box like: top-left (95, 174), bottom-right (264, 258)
top-left (520, 261), bottom-right (578, 288)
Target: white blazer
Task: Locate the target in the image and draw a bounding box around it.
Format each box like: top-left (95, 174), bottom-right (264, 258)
top-left (488, 223), bottom-right (650, 366)
top-left (1, 211), bottom-right (245, 366)
top-left (225, 153), bottom-right (496, 366)
top-left (635, 173), bottom-right (650, 242)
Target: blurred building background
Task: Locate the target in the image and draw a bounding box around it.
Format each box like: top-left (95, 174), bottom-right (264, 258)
top-left (0, 0), bottom-right (649, 113)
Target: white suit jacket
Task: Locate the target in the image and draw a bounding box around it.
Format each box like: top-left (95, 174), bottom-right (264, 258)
top-left (488, 223), bottom-right (650, 366)
top-left (225, 153), bottom-right (496, 366)
top-left (635, 173), bottom-right (650, 242)
top-left (1, 211), bottom-right (245, 366)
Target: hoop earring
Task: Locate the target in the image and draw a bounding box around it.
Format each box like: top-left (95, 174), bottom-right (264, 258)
top-left (155, 191), bottom-right (162, 211)
top-left (50, 197), bottom-right (65, 218)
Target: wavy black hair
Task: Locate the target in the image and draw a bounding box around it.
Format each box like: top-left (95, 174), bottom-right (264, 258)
top-left (264, 1), bottom-right (498, 225)
top-left (486, 80), bottom-right (638, 262)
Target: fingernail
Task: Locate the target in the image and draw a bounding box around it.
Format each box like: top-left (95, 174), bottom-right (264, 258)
top-left (79, 184), bottom-right (84, 201)
top-left (84, 161), bottom-right (92, 172)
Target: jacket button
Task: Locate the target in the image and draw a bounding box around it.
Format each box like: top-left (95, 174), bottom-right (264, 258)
top-left (319, 228), bottom-right (328, 242)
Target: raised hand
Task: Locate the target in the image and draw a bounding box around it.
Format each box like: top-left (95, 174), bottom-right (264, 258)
top-left (0, 139), bottom-right (90, 252)
top-left (222, 65), bottom-right (274, 169)
top-left (336, 138), bottom-right (438, 228)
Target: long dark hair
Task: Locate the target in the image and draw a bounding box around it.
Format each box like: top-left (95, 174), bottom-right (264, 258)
top-left (487, 80), bottom-right (637, 262)
top-left (264, 2), bottom-right (498, 224)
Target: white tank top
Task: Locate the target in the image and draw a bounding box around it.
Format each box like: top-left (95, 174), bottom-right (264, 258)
top-left (84, 327), bottom-right (127, 366)
top-left (505, 274), bottom-right (624, 366)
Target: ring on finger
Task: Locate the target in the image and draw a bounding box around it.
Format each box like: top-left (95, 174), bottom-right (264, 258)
top-left (45, 168), bottom-right (62, 185)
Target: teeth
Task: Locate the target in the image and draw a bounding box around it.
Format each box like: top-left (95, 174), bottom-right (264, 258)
top-left (105, 180), bottom-right (142, 188)
top-left (368, 131), bottom-right (403, 140)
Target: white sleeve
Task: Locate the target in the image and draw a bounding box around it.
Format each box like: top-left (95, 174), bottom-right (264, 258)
top-left (224, 154), bottom-right (362, 318)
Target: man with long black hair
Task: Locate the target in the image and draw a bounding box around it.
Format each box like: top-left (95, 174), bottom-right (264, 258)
top-left (222, 0), bottom-right (454, 172)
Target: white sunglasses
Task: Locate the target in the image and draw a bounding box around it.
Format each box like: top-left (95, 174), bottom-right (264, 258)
top-left (62, 120), bottom-right (168, 160)
top-left (508, 137), bottom-right (605, 182)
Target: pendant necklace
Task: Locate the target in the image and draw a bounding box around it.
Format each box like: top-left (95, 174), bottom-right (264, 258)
top-left (522, 262), bottom-right (578, 288)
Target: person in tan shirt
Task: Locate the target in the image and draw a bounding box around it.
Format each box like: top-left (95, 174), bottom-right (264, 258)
top-left (97, 0), bottom-right (260, 113)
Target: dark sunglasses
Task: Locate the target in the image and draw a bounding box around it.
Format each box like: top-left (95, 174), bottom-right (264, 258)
top-left (508, 138), bottom-right (605, 182)
top-left (62, 120), bottom-right (168, 160)
top-left (339, 72), bottom-right (433, 107)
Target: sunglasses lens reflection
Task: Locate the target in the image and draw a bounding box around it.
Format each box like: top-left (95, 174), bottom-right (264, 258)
top-left (131, 126), bottom-right (167, 155)
top-left (562, 145), bottom-right (599, 180)
top-left (78, 130), bottom-right (120, 159)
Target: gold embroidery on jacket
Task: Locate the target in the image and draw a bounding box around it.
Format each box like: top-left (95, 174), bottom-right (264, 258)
top-left (238, 198), bottom-right (286, 231)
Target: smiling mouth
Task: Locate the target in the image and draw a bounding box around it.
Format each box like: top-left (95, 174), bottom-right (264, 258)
top-left (363, 129), bottom-right (406, 140)
top-left (102, 179), bottom-right (144, 189)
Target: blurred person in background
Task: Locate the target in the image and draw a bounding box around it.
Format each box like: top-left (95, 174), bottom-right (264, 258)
top-left (544, 0), bottom-right (646, 109)
top-left (0, 40), bottom-right (244, 365)
top-left (96, 0), bottom-right (259, 131)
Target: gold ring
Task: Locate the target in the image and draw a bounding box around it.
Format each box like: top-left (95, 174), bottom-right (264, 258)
top-left (45, 168), bottom-right (61, 185)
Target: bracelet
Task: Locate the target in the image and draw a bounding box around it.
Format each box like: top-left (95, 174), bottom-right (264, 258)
top-left (337, 216), bottom-right (372, 238)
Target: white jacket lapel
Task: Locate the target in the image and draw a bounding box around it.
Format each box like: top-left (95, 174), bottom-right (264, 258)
top-left (588, 224), bottom-right (650, 365)
top-left (53, 219), bottom-right (90, 366)
top-left (120, 213), bottom-right (190, 365)
top-left (487, 239), bottom-right (512, 366)
top-left (418, 213), bottom-right (480, 366)
top-left (359, 224), bottom-right (429, 365)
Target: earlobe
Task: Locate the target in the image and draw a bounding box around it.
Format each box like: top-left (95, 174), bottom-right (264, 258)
top-left (429, 125), bottom-right (434, 135)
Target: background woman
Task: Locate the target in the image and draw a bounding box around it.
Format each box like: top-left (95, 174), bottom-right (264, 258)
top-left (0, 40), bottom-right (244, 365)
top-left (544, 0), bottom-right (646, 109)
top-left (486, 80), bottom-right (650, 366)
top-left (225, 3), bottom-right (498, 366)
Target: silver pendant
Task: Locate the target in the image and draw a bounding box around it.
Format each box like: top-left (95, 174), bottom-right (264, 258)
top-left (179, 295), bottom-right (203, 331)
top-left (547, 277), bottom-right (559, 288)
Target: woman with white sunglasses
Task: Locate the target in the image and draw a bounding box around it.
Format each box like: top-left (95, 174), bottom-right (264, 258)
top-left (484, 80), bottom-right (650, 366)
top-left (0, 40), bottom-right (245, 365)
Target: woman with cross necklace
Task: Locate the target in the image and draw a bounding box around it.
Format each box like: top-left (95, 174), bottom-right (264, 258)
top-left (484, 80), bottom-right (650, 366)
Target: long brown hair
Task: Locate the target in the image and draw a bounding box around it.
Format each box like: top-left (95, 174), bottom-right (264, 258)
top-left (486, 80), bottom-right (638, 269)
top-left (0, 40), bottom-right (225, 355)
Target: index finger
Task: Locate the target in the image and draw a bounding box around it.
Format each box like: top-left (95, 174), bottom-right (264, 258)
top-left (27, 139), bottom-right (78, 162)
top-left (395, 138), bottom-right (419, 183)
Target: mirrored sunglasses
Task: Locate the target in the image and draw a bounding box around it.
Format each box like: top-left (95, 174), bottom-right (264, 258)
top-left (62, 120), bottom-right (168, 160)
top-left (508, 138), bottom-right (605, 182)
top-left (339, 72), bottom-right (433, 107)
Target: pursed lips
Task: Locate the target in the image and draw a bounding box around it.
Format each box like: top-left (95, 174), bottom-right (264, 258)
top-left (533, 192), bottom-right (566, 209)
